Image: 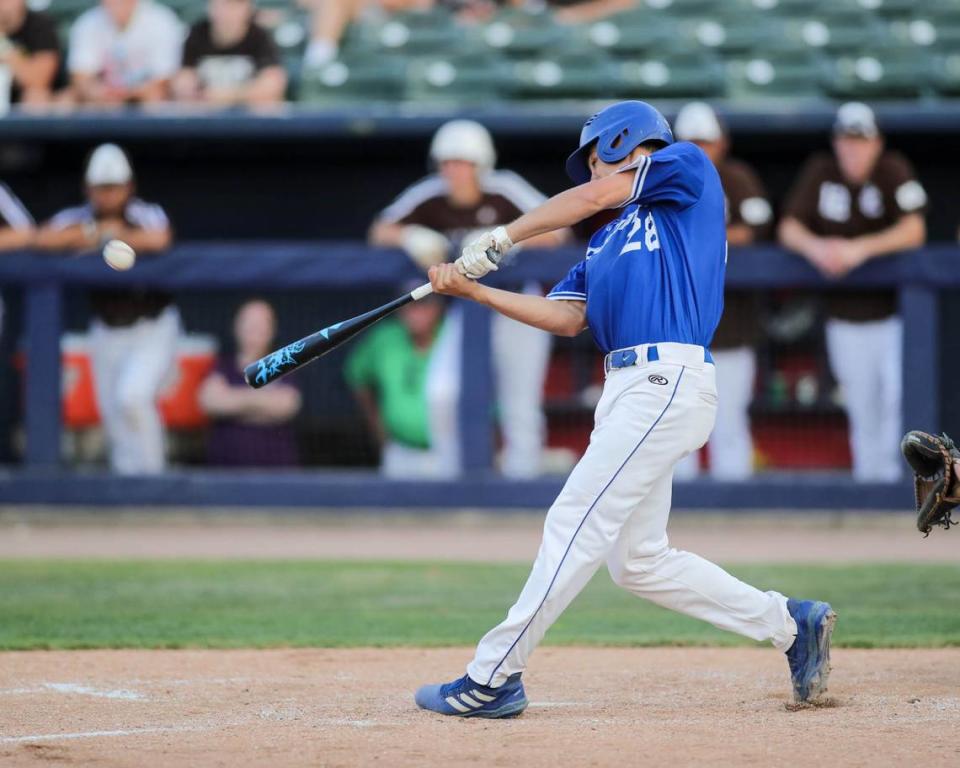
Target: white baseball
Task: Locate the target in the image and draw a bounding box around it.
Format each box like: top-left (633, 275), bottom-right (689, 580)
top-left (102, 239), bottom-right (136, 271)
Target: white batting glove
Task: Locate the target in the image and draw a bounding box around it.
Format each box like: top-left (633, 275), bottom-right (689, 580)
top-left (456, 226), bottom-right (513, 280)
top-left (400, 225), bottom-right (452, 271)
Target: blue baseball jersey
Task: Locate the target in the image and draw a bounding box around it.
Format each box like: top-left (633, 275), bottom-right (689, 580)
top-left (547, 141), bottom-right (727, 354)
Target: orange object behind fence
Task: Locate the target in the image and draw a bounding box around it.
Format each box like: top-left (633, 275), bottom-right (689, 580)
top-left (17, 334), bottom-right (218, 429)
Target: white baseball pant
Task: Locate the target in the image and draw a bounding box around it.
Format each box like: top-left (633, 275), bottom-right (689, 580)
top-left (467, 343), bottom-right (796, 687)
top-left (826, 316), bottom-right (903, 482)
top-left (674, 345), bottom-right (756, 480)
top-left (381, 441), bottom-right (456, 479)
top-left (90, 306), bottom-right (180, 475)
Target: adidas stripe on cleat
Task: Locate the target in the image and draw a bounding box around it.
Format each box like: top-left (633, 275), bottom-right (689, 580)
top-left (414, 673), bottom-right (528, 718)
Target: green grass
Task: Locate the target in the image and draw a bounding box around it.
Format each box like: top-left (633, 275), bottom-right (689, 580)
top-left (1, 561), bottom-right (958, 650)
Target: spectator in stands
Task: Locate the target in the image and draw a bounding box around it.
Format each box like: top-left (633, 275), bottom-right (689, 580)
top-left (0, 181), bottom-right (34, 339)
top-left (369, 120), bottom-right (570, 478)
top-left (779, 102), bottom-right (927, 482)
top-left (173, 0), bottom-right (287, 106)
top-left (672, 102), bottom-right (772, 481)
top-left (68, 0), bottom-right (183, 105)
top-left (199, 299), bottom-right (302, 466)
top-left (0, 0), bottom-right (61, 105)
top-left (345, 285), bottom-right (450, 478)
top-left (35, 144), bottom-right (177, 475)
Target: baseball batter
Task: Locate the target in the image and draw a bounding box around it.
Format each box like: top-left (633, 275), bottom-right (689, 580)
top-left (416, 101), bottom-right (836, 718)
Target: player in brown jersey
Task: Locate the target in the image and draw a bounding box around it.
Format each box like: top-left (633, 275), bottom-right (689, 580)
top-left (369, 120), bottom-right (570, 478)
top-left (671, 102), bottom-right (772, 481)
top-left (779, 102), bottom-right (927, 482)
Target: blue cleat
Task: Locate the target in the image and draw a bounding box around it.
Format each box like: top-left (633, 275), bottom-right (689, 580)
top-left (415, 673), bottom-right (528, 718)
top-left (786, 598), bottom-right (838, 703)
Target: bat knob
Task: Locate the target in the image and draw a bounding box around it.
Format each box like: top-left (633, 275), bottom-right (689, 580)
top-left (485, 247), bottom-right (504, 265)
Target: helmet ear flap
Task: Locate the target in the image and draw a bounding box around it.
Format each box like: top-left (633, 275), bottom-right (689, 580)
top-left (598, 126), bottom-right (632, 163)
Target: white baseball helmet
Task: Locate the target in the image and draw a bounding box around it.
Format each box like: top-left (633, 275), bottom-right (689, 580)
top-left (85, 143), bottom-right (133, 186)
top-left (674, 102), bottom-right (723, 143)
top-left (429, 120), bottom-right (496, 169)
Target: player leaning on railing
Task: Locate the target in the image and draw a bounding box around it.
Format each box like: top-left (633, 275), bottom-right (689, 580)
top-left (417, 101), bottom-right (837, 718)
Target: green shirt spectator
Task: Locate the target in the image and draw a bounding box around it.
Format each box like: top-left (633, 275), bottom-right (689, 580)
top-left (345, 317), bottom-right (442, 450)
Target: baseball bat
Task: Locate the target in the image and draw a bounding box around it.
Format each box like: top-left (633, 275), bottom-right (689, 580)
top-left (244, 281), bottom-right (434, 388)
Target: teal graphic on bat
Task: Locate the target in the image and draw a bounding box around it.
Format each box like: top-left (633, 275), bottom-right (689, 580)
top-left (253, 340), bottom-right (306, 386)
top-left (244, 289), bottom-right (426, 388)
top-left (244, 249), bottom-right (501, 388)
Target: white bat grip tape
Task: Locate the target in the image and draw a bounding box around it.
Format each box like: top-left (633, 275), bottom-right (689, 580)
top-left (410, 282), bottom-right (434, 301)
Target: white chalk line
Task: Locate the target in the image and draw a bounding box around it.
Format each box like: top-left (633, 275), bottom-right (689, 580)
top-left (0, 725), bottom-right (208, 744)
top-left (0, 677), bottom-right (256, 699)
top-left (0, 683), bottom-right (147, 700)
top-left (43, 683), bottom-right (146, 701)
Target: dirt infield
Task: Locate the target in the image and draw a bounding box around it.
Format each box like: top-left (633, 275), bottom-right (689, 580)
top-left (1, 647), bottom-right (959, 768)
top-left (2, 508), bottom-right (957, 563)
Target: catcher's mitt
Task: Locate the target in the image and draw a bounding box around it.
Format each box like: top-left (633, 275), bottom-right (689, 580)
top-left (900, 431), bottom-right (960, 535)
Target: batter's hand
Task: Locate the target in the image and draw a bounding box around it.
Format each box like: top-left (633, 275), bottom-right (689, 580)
top-left (429, 263), bottom-right (480, 299)
top-left (456, 226), bottom-right (513, 279)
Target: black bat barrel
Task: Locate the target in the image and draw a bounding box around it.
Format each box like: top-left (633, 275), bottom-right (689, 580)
top-left (243, 292), bottom-right (415, 388)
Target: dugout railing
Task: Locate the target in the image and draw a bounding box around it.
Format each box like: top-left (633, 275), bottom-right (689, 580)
top-left (0, 243), bottom-right (955, 509)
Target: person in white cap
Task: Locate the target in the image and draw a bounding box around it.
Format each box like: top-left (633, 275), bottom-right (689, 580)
top-left (68, 0), bottom-right (184, 105)
top-left (671, 102), bottom-right (772, 481)
top-left (35, 144), bottom-right (177, 476)
top-left (779, 102), bottom-right (927, 482)
top-left (369, 120), bottom-right (571, 478)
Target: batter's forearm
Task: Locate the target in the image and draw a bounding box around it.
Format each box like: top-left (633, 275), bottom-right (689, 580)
top-left (471, 283), bottom-right (586, 337)
top-left (505, 173), bottom-right (632, 245)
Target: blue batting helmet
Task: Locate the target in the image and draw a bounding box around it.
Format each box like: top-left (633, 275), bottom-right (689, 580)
top-left (565, 101), bottom-right (674, 184)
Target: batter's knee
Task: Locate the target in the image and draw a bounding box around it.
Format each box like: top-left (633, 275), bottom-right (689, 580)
top-left (607, 544), bottom-right (671, 588)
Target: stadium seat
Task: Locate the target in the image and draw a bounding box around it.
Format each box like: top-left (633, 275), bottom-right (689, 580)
top-left (506, 52), bottom-right (620, 100)
top-left (864, 0), bottom-right (925, 19)
top-left (676, 17), bottom-right (777, 54)
top-left (780, 14), bottom-right (887, 52)
top-left (642, 0), bottom-right (723, 15)
top-left (821, 49), bottom-right (933, 98)
top-left (299, 57), bottom-right (408, 103)
top-left (725, 51), bottom-right (826, 99)
top-left (352, 9), bottom-right (466, 56)
top-left (576, 13), bottom-right (678, 56)
top-left (905, 8), bottom-right (960, 50)
top-left (405, 54), bottom-right (507, 103)
top-left (471, 9), bottom-right (572, 58)
top-left (617, 51), bottom-right (725, 98)
top-left (930, 53), bottom-right (960, 96)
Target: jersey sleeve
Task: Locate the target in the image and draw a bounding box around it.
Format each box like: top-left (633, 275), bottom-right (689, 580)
top-left (617, 142), bottom-right (706, 209)
top-left (126, 200), bottom-right (170, 232)
top-left (181, 24), bottom-right (202, 68)
top-left (546, 259), bottom-right (587, 302)
top-left (884, 153), bottom-right (928, 218)
top-left (0, 183), bottom-right (34, 229)
top-left (378, 177), bottom-right (446, 226)
top-left (30, 12), bottom-right (61, 53)
top-left (252, 25), bottom-right (281, 70)
top-left (726, 162), bottom-right (773, 239)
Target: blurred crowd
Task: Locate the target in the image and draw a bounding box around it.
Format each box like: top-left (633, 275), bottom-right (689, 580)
top-left (0, 0), bottom-right (636, 109)
top-left (0, 98), bottom-right (941, 482)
